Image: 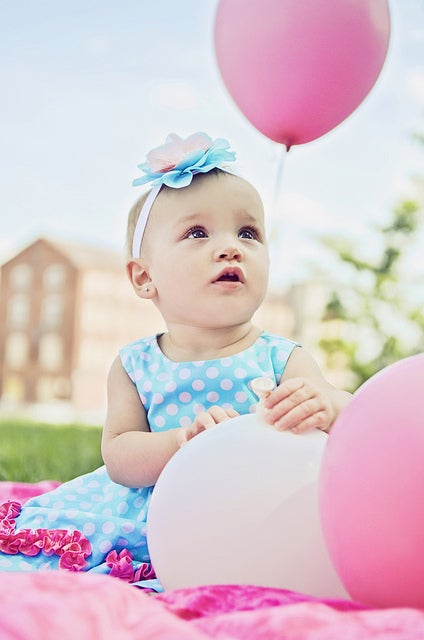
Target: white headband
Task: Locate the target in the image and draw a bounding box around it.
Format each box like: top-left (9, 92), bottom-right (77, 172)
top-left (132, 183), bottom-right (162, 258)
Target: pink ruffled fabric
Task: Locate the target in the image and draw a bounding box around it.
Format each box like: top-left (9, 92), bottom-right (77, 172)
top-left (0, 500), bottom-right (91, 570)
top-left (105, 548), bottom-right (156, 584)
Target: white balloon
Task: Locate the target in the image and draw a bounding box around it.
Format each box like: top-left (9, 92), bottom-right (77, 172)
top-left (147, 413), bottom-right (348, 598)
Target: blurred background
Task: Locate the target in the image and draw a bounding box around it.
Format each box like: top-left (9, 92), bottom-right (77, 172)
top-left (0, 0), bottom-right (423, 428)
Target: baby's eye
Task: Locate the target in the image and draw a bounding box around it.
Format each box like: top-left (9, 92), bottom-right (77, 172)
top-left (186, 226), bottom-right (208, 239)
top-left (238, 226), bottom-right (260, 240)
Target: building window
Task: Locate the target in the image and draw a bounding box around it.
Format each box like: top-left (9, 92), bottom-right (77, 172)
top-left (40, 294), bottom-right (64, 328)
top-left (4, 333), bottom-right (29, 369)
top-left (43, 264), bottom-right (66, 291)
top-left (38, 333), bottom-right (63, 371)
top-left (9, 263), bottom-right (32, 291)
top-left (7, 294), bottom-right (30, 328)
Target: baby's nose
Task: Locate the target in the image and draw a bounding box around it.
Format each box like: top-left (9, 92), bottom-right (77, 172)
top-left (214, 245), bottom-right (243, 261)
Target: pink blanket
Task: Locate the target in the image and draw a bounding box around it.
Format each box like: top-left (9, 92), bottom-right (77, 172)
top-left (1, 482), bottom-right (424, 640)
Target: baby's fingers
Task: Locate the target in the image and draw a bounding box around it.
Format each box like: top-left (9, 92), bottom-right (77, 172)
top-left (193, 411), bottom-right (218, 429)
top-left (270, 397), bottom-right (322, 432)
top-left (264, 378), bottom-right (307, 409)
top-left (206, 405), bottom-right (239, 423)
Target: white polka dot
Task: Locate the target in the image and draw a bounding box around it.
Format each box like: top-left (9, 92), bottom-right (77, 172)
top-left (180, 416), bottom-right (191, 427)
top-left (192, 379), bottom-right (205, 391)
top-left (102, 508), bottom-right (113, 517)
top-left (66, 509), bottom-right (78, 519)
top-left (92, 494), bottom-right (103, 503)
top-left (134, 369), bottom-right (144, 381)
top-left (117, 502), bottom-right (129, 515)
top-left (206, 367), bottom-right (219, 379)
top-left (220, 357), bottom-right (233, 367)
top-left (99, 540), bottom-right (113, 554)
top-left (152, 392), bottom-right (164, 404)
top-left (121, 522), bottom-right (135, 534)
top-left (277, 349), bottom-right (288, 361)
top-left (140, 394), bottom-right (147, 404)
top-left (83, 522), bottom-right (96, 536)
top-left (47, 510), bottom-right (59, 523)
top-left (220, 379), bottom-right (233, 390)
top-left (19, 561), bottom-right (33, 570)
top-left (234, 368), bottom-right (247, 378)
top-left (154, 415), bottom-right (166, 428)
top-left (38, 495), bottom-right (50, 506)
top-left (179, 368), bottom-right (191, 380)
top-left (258, 352), bottom-right (266, 362)
top-left (193, 361), bottom-right (205, 367)
top-left (157, 372), bottom-right (168, 381)
top-left (88, 480), bottom-right (100, 489)
top-left (235, 391), bottom-right (248, 403)
top-left (193, 403), bottom-right (205, 414)
top-left (166, 403), bottom-right (178, 416)
top-left (102, 521), bottom-right (115, 534)
top-left (53, 501), bottom-right (64, 510)
top-left (179, 391), bottom-right (191, 403)
top-left (139, 352), bottom-right (151, 361)
top-left (133, 496), bottom-right (146, 508)
top-left (80, 501), bottom-right (91, 510)
top-left (165, 381), bottom-right (177, 392)
top-left (65, 494), bottom-right (76, 502)
top-left (148, 362), bottom-right (159, 373)
top-left (206, 391), bottom-right (219, 403)
top-left (119, 487), bottom-right (130, 497)
top-left (222, 403), bottom-right (234, 412)
top-left (143, 380), bottom-right (152, 392)
top-left (137, 509), bottom-right (147, 522)
top-left (249, 405), bottom-right (256, 413)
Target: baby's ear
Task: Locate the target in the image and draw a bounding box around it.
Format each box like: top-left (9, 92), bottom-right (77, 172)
top-left (126, 260), bottom-right (156, 299)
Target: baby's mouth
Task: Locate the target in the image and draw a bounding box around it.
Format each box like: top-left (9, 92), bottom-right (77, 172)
top-left (213, 267), bottom-right (245, 284)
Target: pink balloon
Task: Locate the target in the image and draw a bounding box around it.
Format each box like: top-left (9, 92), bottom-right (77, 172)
top-left (214, 0), bottom-right (390, 147)
top-left (319, 354), bottom-right (424, 608)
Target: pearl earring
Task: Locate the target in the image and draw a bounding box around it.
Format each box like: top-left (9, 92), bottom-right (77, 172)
top-left (143, 285), bottom-right (150, 292)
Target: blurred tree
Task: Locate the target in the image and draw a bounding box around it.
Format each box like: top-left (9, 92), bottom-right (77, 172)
top-left (319, 197), bottom-right (423, 392)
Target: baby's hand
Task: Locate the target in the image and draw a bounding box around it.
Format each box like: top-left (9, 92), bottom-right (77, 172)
top-left (176, 405), bottom-right (239, 447)
top-left (262, 377), bottom-right (335, 434)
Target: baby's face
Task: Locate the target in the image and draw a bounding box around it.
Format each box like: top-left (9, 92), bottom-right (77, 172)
top-left (142, 172), bottom-right (269, 329)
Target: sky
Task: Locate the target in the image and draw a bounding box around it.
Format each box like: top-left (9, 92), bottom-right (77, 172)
top-left (1, 0), bottom-right (423, 290)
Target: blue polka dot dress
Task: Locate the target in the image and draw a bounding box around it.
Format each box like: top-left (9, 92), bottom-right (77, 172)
top-left (0, 332), bottom-right (298, 589)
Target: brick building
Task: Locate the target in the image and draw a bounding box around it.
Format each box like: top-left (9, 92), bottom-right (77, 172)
top-left (0, 237), bottom-right (165, 419)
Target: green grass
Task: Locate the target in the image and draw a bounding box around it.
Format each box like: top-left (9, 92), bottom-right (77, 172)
top-left (0, 418), bottom-right (104, 483)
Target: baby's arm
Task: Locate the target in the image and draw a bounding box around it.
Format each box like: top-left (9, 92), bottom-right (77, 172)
top-left (263, 347), bottom-right (352, 434)
top-left (102, 357), bottom-right (237, 488)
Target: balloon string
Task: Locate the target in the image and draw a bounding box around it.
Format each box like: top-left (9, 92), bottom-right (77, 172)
top-left (269, 144), bottom-right (288, 248)
top-left (272, 144), bottom-right (287, 218)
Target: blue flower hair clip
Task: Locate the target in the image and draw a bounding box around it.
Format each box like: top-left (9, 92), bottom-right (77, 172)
top-left (132, 132), bottom-right (236, 189)
top-left (131, 132), bottom-right (237, 258)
